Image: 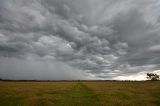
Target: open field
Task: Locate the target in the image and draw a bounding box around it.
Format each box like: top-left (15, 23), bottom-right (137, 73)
top-left (84, 81), bottom-right (160, 106)
top-left (0, 81), bottom-right (160, 106)
top-left (0, 81), bottom-right (75, 106)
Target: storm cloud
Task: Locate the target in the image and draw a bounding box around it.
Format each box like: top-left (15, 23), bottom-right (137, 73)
top-left (0, 0), bottom-right (160, 80)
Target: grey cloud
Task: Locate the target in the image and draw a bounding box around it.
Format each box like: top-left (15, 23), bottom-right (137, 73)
top-left (0, 57), bottom-right (88, 80)
top-left (0, 0), bottom-right (160, 80)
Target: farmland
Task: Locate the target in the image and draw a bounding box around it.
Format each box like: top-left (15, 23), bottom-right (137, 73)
top-left (0, 81), bottom-right (160, 106)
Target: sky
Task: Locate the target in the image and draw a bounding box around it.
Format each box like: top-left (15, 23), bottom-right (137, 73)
top-left (0, 0), bottom-right (160, 80)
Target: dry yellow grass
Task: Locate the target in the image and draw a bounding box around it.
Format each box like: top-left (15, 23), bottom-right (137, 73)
top-left (0, 81), bottom-right (75, 106)
top-left (0, 81), bottom-right (160, 106)
top-left (83, 81), bottom-right (160, 106)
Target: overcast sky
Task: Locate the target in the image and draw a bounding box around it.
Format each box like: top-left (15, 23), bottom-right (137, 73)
top-left (0, 0), bottom-right (160, 80)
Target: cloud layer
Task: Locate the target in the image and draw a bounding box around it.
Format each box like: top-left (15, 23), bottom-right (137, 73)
top-left (0, 0), bottom-right (160, 80)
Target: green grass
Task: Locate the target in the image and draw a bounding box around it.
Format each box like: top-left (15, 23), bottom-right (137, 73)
top-left (56, 82), bottom-right (99, 106)
top-left (0, 81), bottom-right (160, 106)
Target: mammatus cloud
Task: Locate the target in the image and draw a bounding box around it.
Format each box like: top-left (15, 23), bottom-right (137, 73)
top-left (0, 0), bottom-right (160, 80)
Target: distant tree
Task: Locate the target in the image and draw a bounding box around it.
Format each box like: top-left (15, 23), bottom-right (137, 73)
top-left (146, 73), bottom-right (160, 81)
top-left (0, 78), bottom-right (2, 80)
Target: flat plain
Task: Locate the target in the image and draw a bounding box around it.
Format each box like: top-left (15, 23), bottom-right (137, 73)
top-left (0, 81), bottom-right (160, 106)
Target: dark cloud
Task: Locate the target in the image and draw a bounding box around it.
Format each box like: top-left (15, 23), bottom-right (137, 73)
top-left (0, 0), bottom-right (160, 80)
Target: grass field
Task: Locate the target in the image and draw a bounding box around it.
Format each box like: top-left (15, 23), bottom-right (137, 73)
top-left (0, 81), bottom-right (160, 106)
